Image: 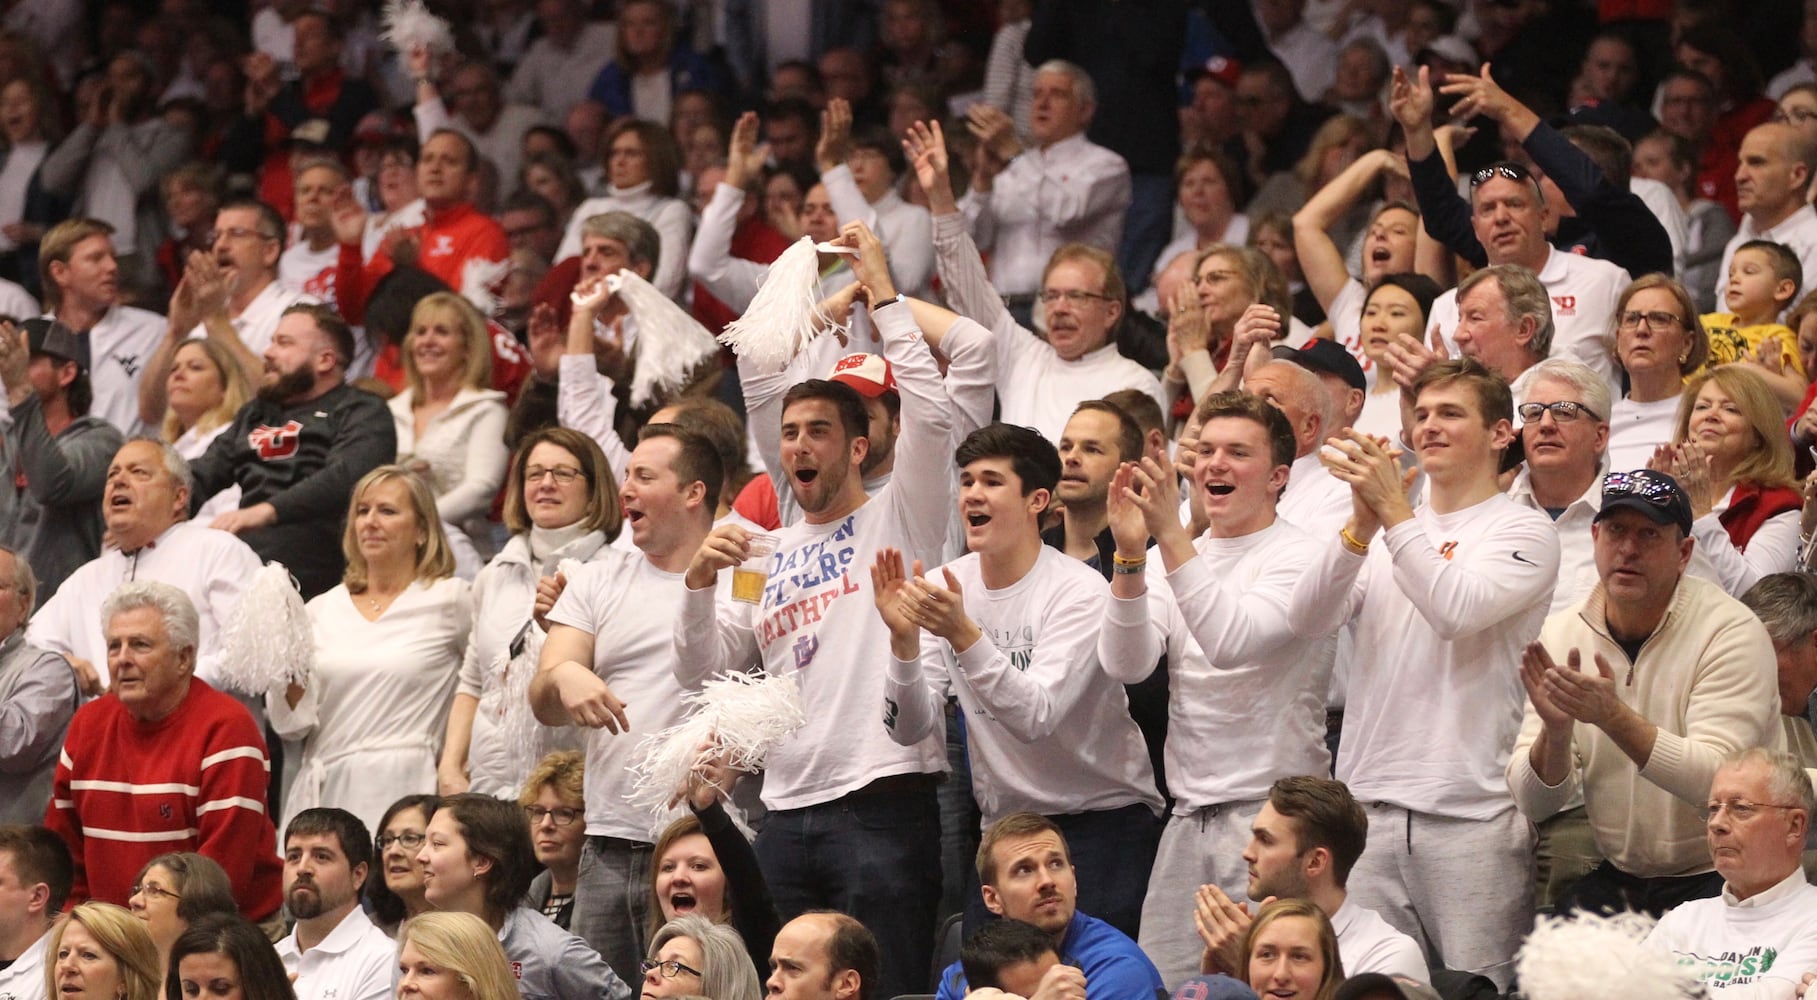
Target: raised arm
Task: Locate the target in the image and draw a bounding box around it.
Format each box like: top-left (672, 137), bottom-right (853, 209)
top-left (1293, 149), bottom-right (1407, 309)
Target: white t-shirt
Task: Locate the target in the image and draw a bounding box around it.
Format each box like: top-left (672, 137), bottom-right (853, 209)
top-left (1606, 395), bottom-right (1681, 475)
top-left (1429, 247), bottom-right (1629, 396)
top-left (1332, 897), bottom-right (1429, 983)
top-left (1278, 449), bottom-right (1352, 541)
top-left (280, 239), bottom-right (343, 314)
top-left (547, 547), bottom-right (726, 841)
top-left (1102, 519), bottom-right (1335, 809)
top-left (1288, 494), bottom-right (1560, 818)
top-left (1645, 870), bottom-right (1817, 999)
top-left (82, 303), bottom-right (166, 437)
top-left (1327, 277), bottom-right (1380, 390)
top-left (885, 547), bottom-right (1160, 823)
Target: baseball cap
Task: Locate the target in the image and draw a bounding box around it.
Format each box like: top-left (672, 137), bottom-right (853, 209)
top-left (1187, 55), bottom-right (1243, 90)
top-left (289, 119), bottom-right (332, 148)
top-left (1282, 339), bottom-right (1367, 393)
top-left (1594, 469), bottom-right (1694, 535)
top-left (828, 353), bottom-right (897, 398)
top-left (1333, 973), bottom-right (1444, 1000)
top-left (23, 318), bottom-right (88, 372)
top-left (1171, 975), bottom-right (1259, 1000)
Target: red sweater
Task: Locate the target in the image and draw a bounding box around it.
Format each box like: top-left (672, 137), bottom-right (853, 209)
top-left (45, 679), bottom-right (283, 920)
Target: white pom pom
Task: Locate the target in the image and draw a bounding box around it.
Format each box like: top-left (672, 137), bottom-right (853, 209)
top-left (717, 238), bottom-right (845, 370)
top-left (381, 0), bottom-right (455, 57)
top-left (215, 563), bottom-right (313, 695)
top-left (1516, 911), bottom-right (1701, 1000)
top-left (460, 257), bottom-right (511, 316)
top-left (627, 672), bottom-right (807, 817)
top-left (606, 269), bottom-right (720, 407)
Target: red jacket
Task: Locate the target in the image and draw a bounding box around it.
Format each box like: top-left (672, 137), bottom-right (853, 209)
top-left (45, 679), bottom-right (283, 920)
top-left (338, 201), bottom-right (510, 323)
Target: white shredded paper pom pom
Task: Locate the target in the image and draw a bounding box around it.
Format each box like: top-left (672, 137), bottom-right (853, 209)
top-left (215, 563), bottom-right (313, 694)
top-left (1516, 910), bottom-right (1702, 1000)
top-left (716, 238), bottom-right (846, 370)
top-left (628, 672), bottom-right (807, 817)
top-left (380, 0), bottom-right (455, 57)
top-left (605, 269), bottom-right (720, 406)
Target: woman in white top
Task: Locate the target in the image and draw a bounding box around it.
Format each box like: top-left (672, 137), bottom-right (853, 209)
top-left (1352, 273), bottom-right (1443, 442)
top-left (160, 337), bottom-right (250, 521)
top-left (1654, 365), bottom-right (1802, 595)
top-left (1152, 148), bottom-right (1249, 290)
top-left (270, 466), bottom-right (473, 838)
top-left (1607, 275), bottom-right (1711, 473)
top-left (389, 292), bottom-right (510, 557)
top-left (0, 76), bottom-right (57, 287)
top-left (557, 119), bottom-right (691, 299)
top-left (437, 427), bottom-right (620, 798)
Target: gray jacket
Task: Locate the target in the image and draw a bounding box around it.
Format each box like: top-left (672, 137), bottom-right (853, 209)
top-left (0, 630), bottom-right (78, 822)
top-left (497, 906), bottom-right (629, 1000)
top-left (2, 396), bottom-right (125, 601)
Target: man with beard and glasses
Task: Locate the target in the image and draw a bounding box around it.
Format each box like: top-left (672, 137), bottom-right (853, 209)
top-left (186, 303), bottom-right (393, 597)
top-left (276, 808), bottom-right (394, 1000)
top-left (138, 197), bottom-right (316, 428)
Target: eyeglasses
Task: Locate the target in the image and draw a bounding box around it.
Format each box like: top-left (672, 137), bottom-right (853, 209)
top-left (1774, 106), bottom-right (1817, 126)
top-left (1705, 799), bottom-right (1802, 822)
top-left (205, 226), bottom-right (278, 245)
top-left (1601, 470), bottom-right (1679, 507)
top-left (524, 805), bottom-right (581, 826)
top-left (130, 883), bottom-right (180, 901)
top-left (376, 831), bottom-right (426, 851)
top-left (524, 465), bottom-right (584, 485)
top-left (641, 960), bottom-right (703, 980)
top-left (1469, 162), bottom-right (1532, 188)
top-left (1037, 289), bottom-right (1114, 306)
top-left (1517, 400), bottom-right (1601, 424)
top-left (1616, 310), bottom-right (1684, 331)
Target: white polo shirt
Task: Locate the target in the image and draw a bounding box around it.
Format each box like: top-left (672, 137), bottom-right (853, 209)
top-left (0, 927), bottom-right (50, 1000)
top-left (1716, 203), bottom-right (1817, 317)
top-left (276, 905), bottom-right (397, 1000)
top-left (82, 303), bottom-right (166, 436)
top-left (1429, 247), bottom-right (1629, 396)
top-left (187, 278), bottom-right (316, 358)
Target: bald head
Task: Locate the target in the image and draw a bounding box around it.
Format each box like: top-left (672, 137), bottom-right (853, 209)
top-left (1737, 123), bottom-right (1816, 224)
top-left (1243, 360), bottom-right (1330, 458)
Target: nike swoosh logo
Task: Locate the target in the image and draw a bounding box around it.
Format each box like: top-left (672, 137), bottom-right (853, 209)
top-left (1512, 551), bottom-right (1537, 566)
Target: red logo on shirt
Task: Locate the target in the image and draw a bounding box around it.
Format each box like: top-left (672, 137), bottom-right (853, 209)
top-left (510, 962), bottom-right (523, 980)
top-left (1552, 295), bottom-right (1576, 316)
top-left (1439, 540), bottom-right (1459, 561)
top-left (250, 421), bottom-right (305, 460)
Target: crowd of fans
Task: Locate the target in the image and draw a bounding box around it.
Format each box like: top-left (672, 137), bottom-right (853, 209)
top-left (7, 1), bottom-right (1817, 1000)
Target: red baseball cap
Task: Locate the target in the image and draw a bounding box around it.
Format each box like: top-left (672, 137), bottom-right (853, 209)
top-left (828, 353), bottom-right (897, 397)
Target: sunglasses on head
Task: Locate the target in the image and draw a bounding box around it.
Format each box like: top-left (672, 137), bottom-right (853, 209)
top-left (1470, 162), bottom-right (1533, 188)
top-left (1601, 470), bottom-right (1677, 506)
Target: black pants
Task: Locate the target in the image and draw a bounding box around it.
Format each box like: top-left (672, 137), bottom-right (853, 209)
top-left (1556, 860), bottom-right (1724, 917)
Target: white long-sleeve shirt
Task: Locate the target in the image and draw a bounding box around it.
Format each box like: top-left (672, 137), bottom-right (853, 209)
top-left (1644, 870), bottom-right (1817, 999)
top-left (885, 547), bottom-right (1160, 824)
top-left (1287, 495), bottom-right (1560, 819)
top-left (1099, 519), bottom-right (1335, 810)
top-left (27, 520), bottom-right (263, 690)
top-left (388, 386), bottom-right (510, 530)
top-left (957, 132), bottom-right (1131, 296)
top-left (932, 212), bottom-right (1163, 443)
top-left (557, 182), bottom-right (693, 299)
top-left (1277, 449), bottom-right (1352, 541)
top-left (672, 303), bottom-right (953, 810)
top-left (1691, 487), bottom-right (1800, 597)
top-left (821, 164), bottom-right (934, 299)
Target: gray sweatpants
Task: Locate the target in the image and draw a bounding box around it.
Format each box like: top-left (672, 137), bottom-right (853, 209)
top-left (1136, 800), bottom-right (1266, 991)
top-left (1347, 803), bottom-right (1535, 991)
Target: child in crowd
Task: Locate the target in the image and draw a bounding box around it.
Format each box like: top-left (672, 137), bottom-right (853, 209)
top-left (1702, 240), bottom-right (1806, 406)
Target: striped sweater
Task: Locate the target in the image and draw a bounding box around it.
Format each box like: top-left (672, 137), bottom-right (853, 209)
top-left (45, 678), bottom-right (283, 919)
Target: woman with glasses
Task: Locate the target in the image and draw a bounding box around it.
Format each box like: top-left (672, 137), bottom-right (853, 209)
top-left (415, 794), bottom-right (628, 1000)
top-left (1607, 276), bottom-right (1711, 473)
top-left (126, 854), bottom-right (235, 980)
top-left (518, 751), bottom-right (585, 930)
top-left (396, 911), bottom-right (520, 1000)
top-left (1163, 244), bottom-right (1302, 415)
top-left (367, 794), bottom-right (440, 937)
top-left (438, 429), bottom-right (619, 799)
top-left (389, 292), bottom-right (511, 559)
top-left (1656, 365), bottom-right (1802, 594)
top-left (640, 916), bottom-right (760, 1000)
top-left (270, 467), bottom-right (472, 840)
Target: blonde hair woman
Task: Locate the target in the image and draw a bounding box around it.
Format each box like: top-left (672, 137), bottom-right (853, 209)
top-left (268, 466), bottom-right (473, 840)
top-left (1655, 365), bottom-right (1801, 595)
top-left (388, 292), bottom-right (510, 558)
top-left (1606, 275), bottom-right (1710, 473)
top-left (1163, 244), bottom-right (1301, 411)
top-left (160, 338), bottom-right (252, 521)
top-left (45, 903), bottom-right (162, 1000)
top-left (397, 912), bottom-right (519, 1000)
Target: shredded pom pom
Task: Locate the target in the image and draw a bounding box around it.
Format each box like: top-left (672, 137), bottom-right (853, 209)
top-left (606, 269), bottom-right (720, 406)
top-left (459, 257), bottom-right (510, 316)
top-left (628, 672), bottom-right (807, 817)
top-left (717, 238), bottom-right (845, 370)
top-left (380, 0), bottom-right (455, 57)
top-left (215, 563), bottom-right (313, 694)
top-left (1516, 911), bottom-right (1701, 1000)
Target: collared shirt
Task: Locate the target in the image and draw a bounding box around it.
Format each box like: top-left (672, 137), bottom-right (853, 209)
top-left (0, 927), bottom-right (51, 1000)
top-left (277, 907), bottom-right (396, 1000)
top-left (188, 279), bottom-right (315, 358)
top-left (958, 131), bottom-right (1131, 296)
top-left (1718, 203), bottom-right (1817, 317)
top-left (1430, 246), bottom-right (1629, 396)
top-left (81, 303), bottom-right (167, 437)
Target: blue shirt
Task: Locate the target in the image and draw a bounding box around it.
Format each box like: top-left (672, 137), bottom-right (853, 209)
top-left (935, 912), bottom-right (1164, 1000)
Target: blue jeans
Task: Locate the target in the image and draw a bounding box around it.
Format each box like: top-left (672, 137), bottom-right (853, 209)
top-left (756, 783), bottom-right (942, 998)
top-left (963, 802), bottom-right (1162, 940)
top-left (1118, 172), bottom-right (1176, 297)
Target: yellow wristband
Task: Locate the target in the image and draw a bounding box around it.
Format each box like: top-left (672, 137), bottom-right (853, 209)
top-left (1339, 526), bottom-right (1370, 555)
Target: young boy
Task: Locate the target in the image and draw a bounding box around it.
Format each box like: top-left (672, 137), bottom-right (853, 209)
top-left (1702, 240), bottom-right (1805, 404)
